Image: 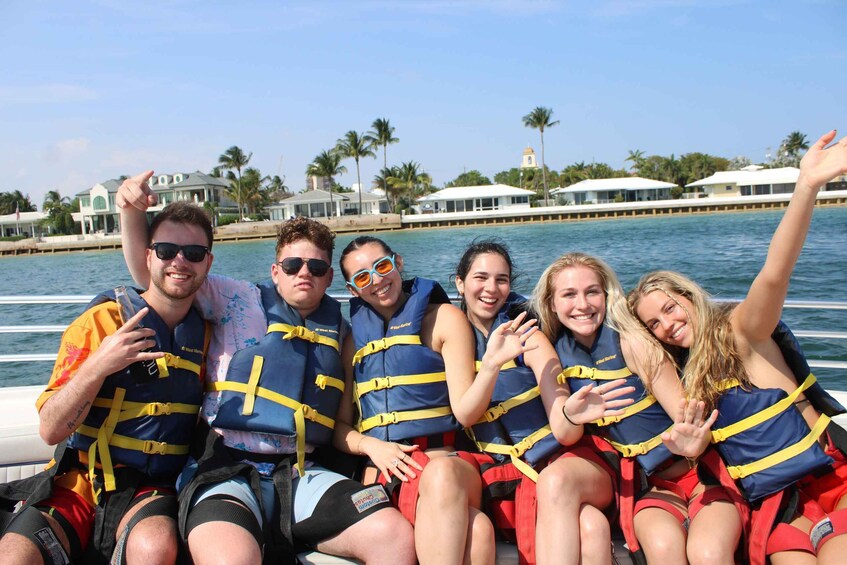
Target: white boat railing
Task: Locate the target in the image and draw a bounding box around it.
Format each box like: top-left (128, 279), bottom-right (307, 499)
top-left (1, 295), bottom-right (846, 370)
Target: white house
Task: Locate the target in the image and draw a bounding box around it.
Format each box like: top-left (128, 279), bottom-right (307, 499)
top-left (267, 189), bottom-right (389, 220)
top-left (415, 184), bottom-right (533, 213)
top-left (551, 177), bottom-right (676, 205)
top-left (75, 171), bottom-right (234, 235)
top-left (0, 211), bottom-right (47, 238)
top-left (686, 166), bottom-right (801, 197)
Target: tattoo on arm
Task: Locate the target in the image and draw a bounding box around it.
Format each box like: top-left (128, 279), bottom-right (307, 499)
top-left (66, 400), bottom-right (91, 430)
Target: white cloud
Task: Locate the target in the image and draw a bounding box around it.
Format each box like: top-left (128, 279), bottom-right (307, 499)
top-left (0, 84), bottom-right (98, 104)
top-left (42, 138), bottom-right (91, 164)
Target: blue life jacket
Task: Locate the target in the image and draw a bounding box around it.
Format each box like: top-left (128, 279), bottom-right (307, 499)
top-left (350, 277), bottom-right (462, 442)
top-left (69, 287), bottom-right (207, 493)
top-left (709, 321), bottom-right (846, 501)
top-left (555, 323), bottom-right (674, 475)
top-left (209, 280), bottom-right (345, 473)
top-left (465, 294), bottom-right (561, 480)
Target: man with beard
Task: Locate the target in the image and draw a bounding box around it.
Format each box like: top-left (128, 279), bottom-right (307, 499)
top-left (0, 200), bottom-right (213, 565)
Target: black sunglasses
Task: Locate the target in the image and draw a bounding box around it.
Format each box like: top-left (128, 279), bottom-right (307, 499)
top-left (149, 242), bottom-right (210, 263)
top-left (277, 257), bottom-right (331, 277)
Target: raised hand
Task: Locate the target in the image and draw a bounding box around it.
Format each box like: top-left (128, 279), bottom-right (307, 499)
top-left (798, 130), bottom-right (847, 191)
top-left (116, 170), bottom-right (158, 210)
top-left (661, 398), bottom-right (718, 458)
top-left (359, 436), bottom-right (424, 483)
top-left (84, 307), bottom-right (164, 380)
top-left (563, 378), bottom-right (636, 425)
top-left (481, 312), bottom-right (539, 371)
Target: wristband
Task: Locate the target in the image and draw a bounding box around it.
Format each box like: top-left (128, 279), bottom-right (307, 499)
top-left (562, 404), bottom-right (580, 426)
top-left (356, 435), bottom-right (368, 455)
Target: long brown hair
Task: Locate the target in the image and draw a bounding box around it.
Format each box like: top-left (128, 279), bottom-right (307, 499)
top-left (530, 252), bottom-right (671, 393)
top-left (628, 270), bottom-right (748, 411)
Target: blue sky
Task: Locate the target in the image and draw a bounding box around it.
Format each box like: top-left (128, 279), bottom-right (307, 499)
top-left (2, 0), bottom-right (845, 208)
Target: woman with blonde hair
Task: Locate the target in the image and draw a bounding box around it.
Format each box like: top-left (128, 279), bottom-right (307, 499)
top-left (630, 130), bottom-right (847, 565)
top-left (531, 251), bottom-right (743, 564)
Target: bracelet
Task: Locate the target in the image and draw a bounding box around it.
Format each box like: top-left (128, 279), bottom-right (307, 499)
top-left (562, 404), bottom-right (581, 426)
top-left (686, 456), bottom-right (698, 469)
top-left (356, 435), bottom-right (368, 455)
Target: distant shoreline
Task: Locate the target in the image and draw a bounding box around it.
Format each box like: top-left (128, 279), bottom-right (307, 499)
top-left (3, 191), bottom-right (846, 256)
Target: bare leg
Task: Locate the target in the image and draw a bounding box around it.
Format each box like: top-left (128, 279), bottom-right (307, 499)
top-left (0, 511), bottom-right (71, 565)
top-left (535, 455), bottom-right (613, 565)
top-left (315, 507), bottom-right (416, 565)
top-left (686, 497), bottom-right (741, 565)
top-left (415, 455), bottom-right (493, 565)
top-left (186, 501), bottom-right (262, 565)
top-left (120, 495), bottom-right (179, 565)
top-left (634, 507), bottom-right (686, 564)
top-left (578, 504), bottom-right (611, 565)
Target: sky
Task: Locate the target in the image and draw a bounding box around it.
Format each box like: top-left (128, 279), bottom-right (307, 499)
top-left (2, 0), bottom-right (845, 209)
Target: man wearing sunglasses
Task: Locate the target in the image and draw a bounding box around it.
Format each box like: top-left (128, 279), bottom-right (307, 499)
top-left (0, 200), bottom-right (213, 565)
top-left (117, 172), bottom-right (414, 565)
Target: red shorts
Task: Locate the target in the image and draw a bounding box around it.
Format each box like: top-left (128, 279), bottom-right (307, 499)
top-left (767, 445), bottom-right (847, 556)
top-left (635, 464), bottom-right (734, 525)
top-left (35, 468), bottom-right (174, 552)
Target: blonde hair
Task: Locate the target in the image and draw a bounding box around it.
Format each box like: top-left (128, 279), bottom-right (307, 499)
top-left (627, 271), bottom-right (748, 411)
top-left (530, 252), bottom-right (670, 392)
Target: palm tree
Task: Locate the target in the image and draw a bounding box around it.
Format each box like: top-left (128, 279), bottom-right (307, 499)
top-left (375, 166), bottom-right (402, 209)
top-left (336, 131), bottom-right (376, 215)
top-left (366, 118), bottom-right (399, 197)
top-left (387, 161), bottom-right (431, 206)
top-left (0, 190), bottom-right (36, 215)
top-left (522, 107), bottom-right (559, 206)
top-left (218, 146), bottom-right (252, 221)
top-left (306, 150), bottom-right (347, 218)
top-left (625, 149), bottom-right (645, 173)
top-left (42, 190), bottom-right (69, 215)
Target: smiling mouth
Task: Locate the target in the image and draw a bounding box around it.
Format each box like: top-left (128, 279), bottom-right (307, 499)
top-left (571, 313), bottom-right (594, 321)
top-left (168, 272), bottom-right (190, 281)
top-left (374, 282), bottom-right (391, 297)
top-left (478, 296), bottom-right (498, 305)
top-left (671, 325), bottom-right (686, 340)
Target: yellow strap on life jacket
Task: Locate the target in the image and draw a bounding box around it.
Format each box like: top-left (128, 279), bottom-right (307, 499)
top-left (208, 380), bottom-right (336, 477)
top-left (474, 359), bottom-right (518, 372)
top-left (153, 352), bottom-right (203, 378)
top-left (267, 323), bottom-right (340, 352)
top-left (476, 387), bottom-right (541, 424)
top-left (726, 414), bottom-right (831, 480)
top-left (89, 386), bottom-right (125, 497)
top-left (314, 374), bottom-right (345, 392)
top-left (606, 426), bottom-right (672, 457)
top-left (90, 398), bottom-right (199, 419)
top-left (352, 335), bottom-right (422, 365)
top-left (711, 373), bottom-right (817, 443)
top-left (556, 365), bottom-right (632, 383)
top-left (358, 406), bottom-right (453, 433)
top-left (594, 394), bottom-right (658, 426)
top-left (77, 426), bottom-right (190, 457)
top-left (355, 371), bottom-right (447, 398)
top-left (475, 425), bottom-right (555, 483)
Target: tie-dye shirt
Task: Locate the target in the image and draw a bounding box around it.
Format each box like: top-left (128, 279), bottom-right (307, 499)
top-left (194, 274), bottom-right (348, 468)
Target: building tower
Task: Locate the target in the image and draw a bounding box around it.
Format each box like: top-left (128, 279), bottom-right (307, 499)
top-left (521, 147), bottom-right (538, 170)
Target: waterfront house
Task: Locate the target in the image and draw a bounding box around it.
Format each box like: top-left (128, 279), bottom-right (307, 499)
top-left (686, 166), bottom-right (801, 197)
top-left (75, 171), bottom-right (234, 235)
top-left (0, 211), bottom-right (48, 238)
top-left (551, 177), bottom-right (676, 204)
top-left (415, 184), bottom-right (533, 214)
top-left (266, 189), bottom-right (389, 220)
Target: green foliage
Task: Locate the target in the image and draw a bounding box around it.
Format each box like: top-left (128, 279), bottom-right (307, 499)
top-left (445, 170), bottom-right (491, 187)
top-left (771, 131), bottom-right (810, 168)
top-left (218, 146), bottom-right (253, 221)
top-left (0, 190), bottom-right (36, 215)
top-left (0, 235), bottom-right (27, 242)
top-left (336, 130), bottom-right (377, 214)
top-left (613, 193), bottom-right (625, 203)
top-left (366, 118), bottom-right (400, 206)
top-left (217, 214), bottom-right (240, 226)
top-left (670, 186), bottom-right (684, 199)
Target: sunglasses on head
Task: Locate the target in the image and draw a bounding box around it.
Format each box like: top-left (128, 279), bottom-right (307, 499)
top-left (347, 255), bottom-right (396, 290)
top-left (277, 257), bottom-right (331, 277)
top-left (149, 242), bottom-right (210, 263)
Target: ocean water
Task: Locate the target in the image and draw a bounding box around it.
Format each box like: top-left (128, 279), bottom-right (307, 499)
top-left (2, 207), bottom-right (846, 387)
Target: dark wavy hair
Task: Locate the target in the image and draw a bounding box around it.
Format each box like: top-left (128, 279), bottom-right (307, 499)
top-left (148, 202), bottom-right (213, 249)
top-left (339, 236), bottom-right (396, 280)
top-left (276, 217), bottom-right (336, 259)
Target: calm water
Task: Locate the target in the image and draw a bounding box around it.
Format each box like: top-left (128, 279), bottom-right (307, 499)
top-left (2, 207), bottom-right (846, 387)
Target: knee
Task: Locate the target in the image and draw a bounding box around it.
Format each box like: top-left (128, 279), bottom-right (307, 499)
top-left (579, 511), bottom-right (610, 545)
top-left (468, 513), bottom-right (496, 562)
top-left (419, 457), bottom-right (467, 500)
top-left (640, 531), bottom-right (683, 563)
top-left (536, 464), bottom-right (576, 504)
top-left (687, 539), bottom-right (735, 565)
top-left (125, 517), bottom-right (178, 565)
top-left (361, 509), bottom-right (414, 553)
